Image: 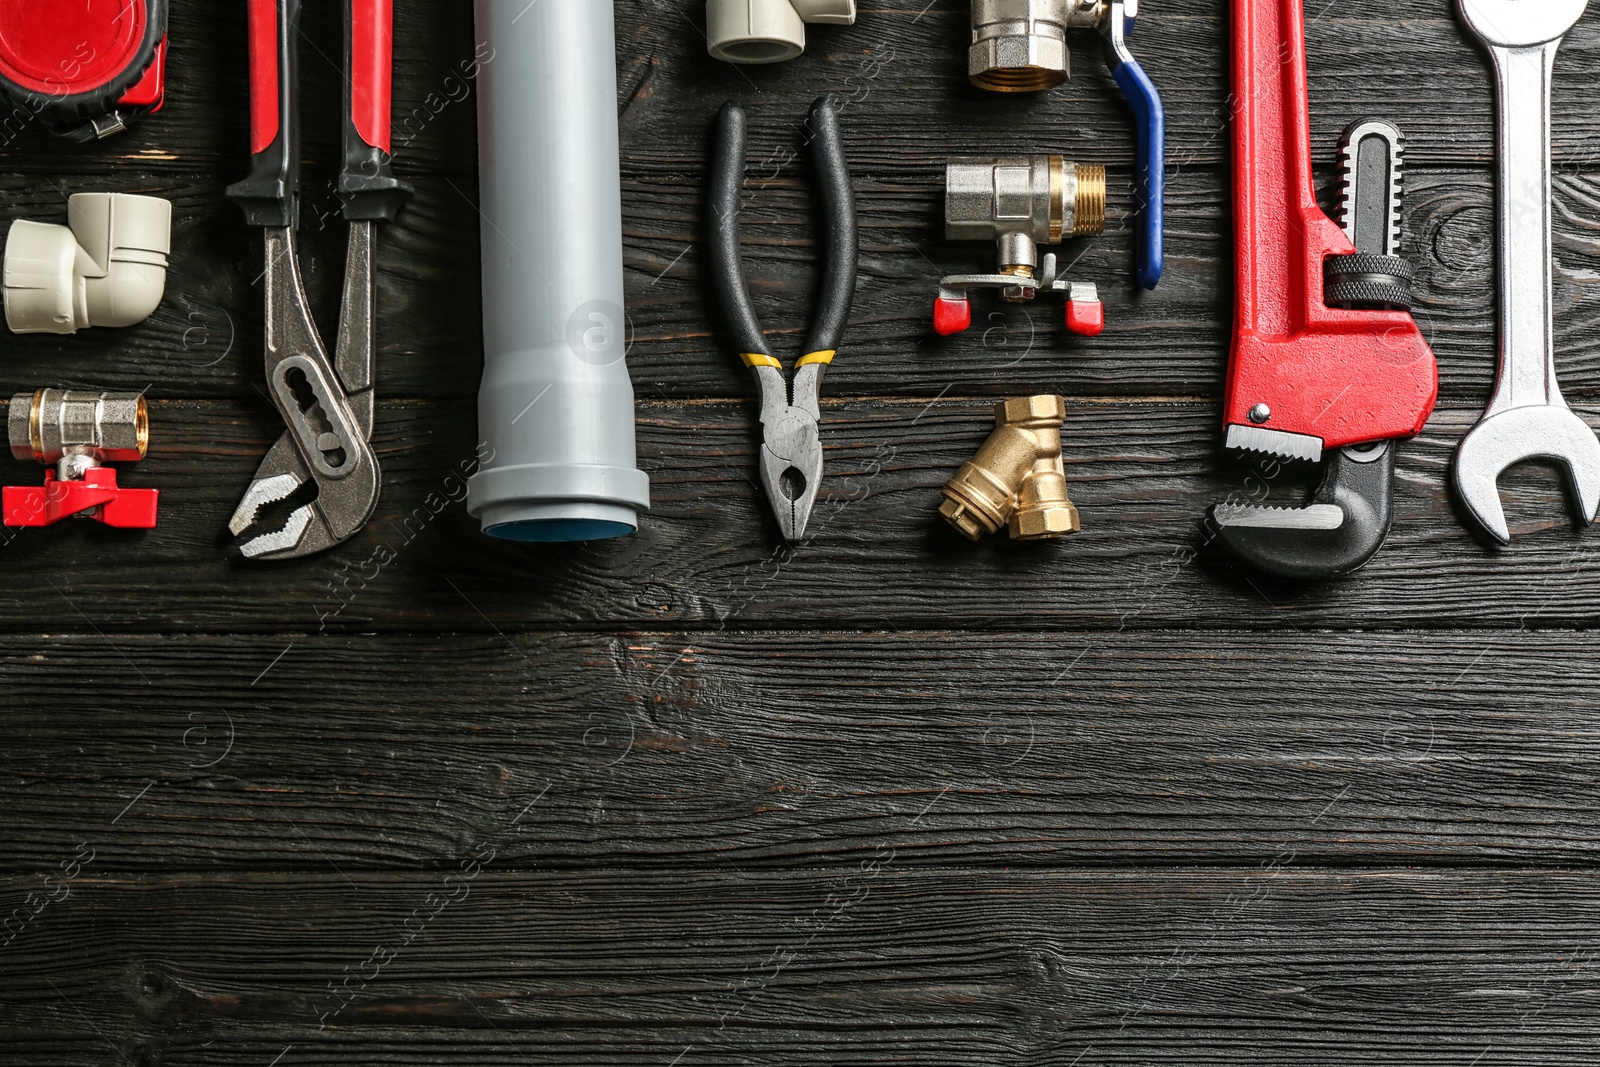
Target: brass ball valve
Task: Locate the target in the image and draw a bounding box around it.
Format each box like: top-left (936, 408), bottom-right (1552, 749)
top-left (935, 156), bottom-right (1107, 339)
top-left (3, 389), bottom-right (158, 529)
top-left (940, 395), bottom-right (1079, 541)
top-left (966, 0), bottom-right (1166, 291)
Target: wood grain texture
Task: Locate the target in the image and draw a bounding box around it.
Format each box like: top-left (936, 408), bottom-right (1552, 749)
top-left (5, 870), bottom-right (1600, 1065)
top-left (0, 396), bottom-right (1598, 632)
top-left (9, 163), bottom-right (1590, 403)
top-left (2, 630), bottom-right (1599, 871)
top-left (5, 4), bottom-right (1600, 405)
top-left (4, 0), bottom-right (1600, 1062)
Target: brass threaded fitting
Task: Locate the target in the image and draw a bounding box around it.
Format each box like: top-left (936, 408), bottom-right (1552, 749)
top-left (969, 65), bottom-right (1068, 93)
top-left (1072, 164), bottom-right (1106, 236)
top-left (939, 395), bottom-right (1079, 541)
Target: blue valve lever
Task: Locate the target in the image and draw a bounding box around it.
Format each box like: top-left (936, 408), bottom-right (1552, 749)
top-left (966, 0), bottom-right (1167, 291)
top-left (1105, 0), bottom-right (1165, 290)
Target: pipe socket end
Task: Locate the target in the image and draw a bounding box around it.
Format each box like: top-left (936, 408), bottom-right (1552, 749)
top-left (707, 0), bottom-right (857, 64)
top-left (969, 39), bottom-right (1069, 92)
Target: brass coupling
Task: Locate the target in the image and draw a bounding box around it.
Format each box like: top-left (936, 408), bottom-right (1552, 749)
top-left (940, 395), bottom-right (1079, 541)
top-left (945, 157), bottom-right (1106, 278)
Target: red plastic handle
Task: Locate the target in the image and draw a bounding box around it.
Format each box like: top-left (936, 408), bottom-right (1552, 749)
top-left (349, 0), bottom-right (393, 153)
top-left (339, 0), bottom-right (409, 221)
top-left (4, 469), bottom-right (158, 529)
top-left (246, 0), bottom-right (280, 156)
top-left (1226, 0), bottom-right (1436, 452)
top-left (230, 0), bottom-right (299, 227)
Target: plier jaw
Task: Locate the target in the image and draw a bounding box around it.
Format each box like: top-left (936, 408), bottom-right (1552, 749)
top-left (226, 0), bottom-right (409, 561)
top-left (759, 411), bottom-right (824, 542)
top-left (709, 98), bottom-right (857, 544)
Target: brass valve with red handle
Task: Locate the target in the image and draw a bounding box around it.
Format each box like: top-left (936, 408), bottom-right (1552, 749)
top-left (934, 156), bottom-right (1108, 341)
top-left (4, 390), bottom-right (158, 529)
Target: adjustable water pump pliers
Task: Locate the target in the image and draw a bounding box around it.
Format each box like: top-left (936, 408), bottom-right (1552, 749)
top-left (226, 0), bottom-right (411, 559)
top-left (709, 97), bottom-right (858, 542)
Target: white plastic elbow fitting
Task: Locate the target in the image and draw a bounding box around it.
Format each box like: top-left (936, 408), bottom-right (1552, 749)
top-left (707, 0), bottom-right (857, 64)
top-left (4, 193), bottom-right (172, 335)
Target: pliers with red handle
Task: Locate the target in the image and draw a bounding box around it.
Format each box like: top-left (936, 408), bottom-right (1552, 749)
top-left (226, 0), bottom-right (412, 560)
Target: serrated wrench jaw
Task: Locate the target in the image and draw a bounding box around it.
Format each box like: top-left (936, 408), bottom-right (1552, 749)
top-left (1208, 442), bottom-right (1396, 581)
top-left (1453, 407), bottom-right (1600, 545)
top-left (1224, 424), bottom-right (1324, 464)
top-left (238, 505), bottom-right (316, 559)
top-left (1211, 503), bottom-right (1344, 531)
top-left (229, 472), bottom-right (304, 536)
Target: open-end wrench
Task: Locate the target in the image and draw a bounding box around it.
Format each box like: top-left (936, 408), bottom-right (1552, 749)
top-left (1453, 0), bottom-right (1600, 545)
top-left (1206, 0), bottom-right (1438, 579)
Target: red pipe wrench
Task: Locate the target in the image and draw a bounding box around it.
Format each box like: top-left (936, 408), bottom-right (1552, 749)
top-left (1209, 0), bottom-right (1438, 579)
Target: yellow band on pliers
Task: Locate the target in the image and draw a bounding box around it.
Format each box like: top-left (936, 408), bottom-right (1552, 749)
top-left (740, 352), bottom-right (782, 369)
top-left (795, 349), bottom-right (836, 367)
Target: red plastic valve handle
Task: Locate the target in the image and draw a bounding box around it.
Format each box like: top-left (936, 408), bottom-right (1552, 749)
top-left (4, 469), bottom-right (158, 529)
top-left (1226, 0), bottom-right (1436, 454)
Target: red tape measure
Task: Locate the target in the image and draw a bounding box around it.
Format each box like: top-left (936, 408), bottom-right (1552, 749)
top-left (0, 0), bottom-right (168, 141)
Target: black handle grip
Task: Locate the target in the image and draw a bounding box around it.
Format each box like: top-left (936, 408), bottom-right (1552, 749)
top-left (709, 100), bottom-right (770, 360)
top-left (802, 95), bottom-right (857, 359)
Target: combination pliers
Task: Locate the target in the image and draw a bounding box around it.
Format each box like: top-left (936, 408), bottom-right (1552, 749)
top-left (709, 96), bottom-right (858, 542)
top-left (226, 0), bottom-right (412, 559)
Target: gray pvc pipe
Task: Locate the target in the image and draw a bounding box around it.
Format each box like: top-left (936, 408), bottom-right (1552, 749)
top-left (468, 0), bottom-right (650, 542)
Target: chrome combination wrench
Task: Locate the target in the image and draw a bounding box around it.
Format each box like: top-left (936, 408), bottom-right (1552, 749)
top-left (1453, 0), bottom-right (1600, 544)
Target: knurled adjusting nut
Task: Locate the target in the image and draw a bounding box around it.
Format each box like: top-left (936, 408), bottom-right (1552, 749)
top-left (1324, 252), bottom-right (1415, 310)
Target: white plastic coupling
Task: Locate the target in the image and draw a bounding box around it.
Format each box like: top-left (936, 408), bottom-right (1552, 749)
top-left (4, 193), bottom-right (172, 335)
top-left (707, 0), bottom-right (857, 64)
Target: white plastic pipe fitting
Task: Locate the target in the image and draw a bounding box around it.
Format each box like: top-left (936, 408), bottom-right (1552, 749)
top-left (3, 193), bottom-right (171, 335)
top-left (707, 0), bottom-right (857, 64)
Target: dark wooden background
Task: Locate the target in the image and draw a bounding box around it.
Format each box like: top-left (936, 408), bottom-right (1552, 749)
top-left (4, 0), bottom-right (1600, 1062)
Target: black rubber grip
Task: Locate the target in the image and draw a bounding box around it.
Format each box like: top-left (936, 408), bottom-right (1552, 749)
top-left (801, 95), bottom-right (857, 359)
top-left (708, 97), bottom-right (859, 364)
top-left (708, 100), bottom-right (770, 359)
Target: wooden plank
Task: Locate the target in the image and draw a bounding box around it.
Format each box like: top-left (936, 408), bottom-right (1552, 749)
top-left (24, 1), bottom-right (1600, 179)
top-left (615, 0), bottom-right (1600, 172)
top-left (3, 630), bottom-right (1600, 869)
top-left (628, 164), bottom-right (1600, 403)
top-left (0, 396), bottom-right (1598, 632)
top-left (0, 174), bottom-right (483, 400)
top-left (5, 7), bottom-right (1596, 403)
top-left (0, 0), bottom-right (480, 179)
top-left (4, 870), bottom-right (1600, 1063)
top-left (6, 161), bottom-right (1600, 402)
